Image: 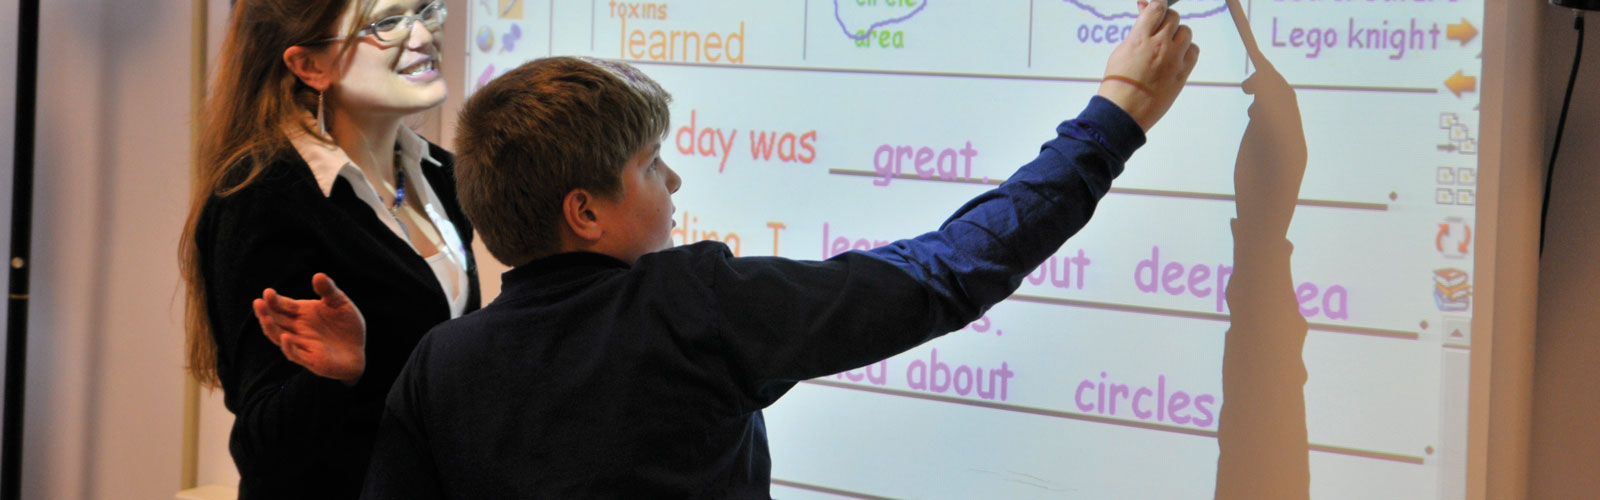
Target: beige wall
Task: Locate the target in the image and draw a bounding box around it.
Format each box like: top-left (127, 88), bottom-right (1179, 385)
top-left (1528, 7), bottom-right (1600, 500)
top-left (0, 0), bottom-right (14, 333)
top-left (15, 0), bottom-right (194, 498)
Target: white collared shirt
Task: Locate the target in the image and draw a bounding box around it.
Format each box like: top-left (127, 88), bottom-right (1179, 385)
top-left (286, 122), bottom-right (470, 319)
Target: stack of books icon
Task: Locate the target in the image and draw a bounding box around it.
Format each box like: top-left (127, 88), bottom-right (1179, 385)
top-left (1434, 268), bottom-right (1471, 312)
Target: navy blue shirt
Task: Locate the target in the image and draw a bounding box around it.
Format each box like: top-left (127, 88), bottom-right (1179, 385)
top-left (361, 97), bottom-right (1145, 499)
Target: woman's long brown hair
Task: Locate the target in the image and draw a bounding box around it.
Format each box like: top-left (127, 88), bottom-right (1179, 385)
top-left (180, 0), bottom-right (376, 387)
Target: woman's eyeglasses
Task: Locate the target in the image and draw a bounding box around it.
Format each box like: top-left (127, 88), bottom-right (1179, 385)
top-left (302, 1), bottom-right (447, 46)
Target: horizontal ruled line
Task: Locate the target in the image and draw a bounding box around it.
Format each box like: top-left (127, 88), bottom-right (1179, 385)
top-left (1006, 293), bottom-right (1420, 341)
top-left (827, 169), bottom-right (1390, 212)
top-left (619, 59), bottom-right (1440, 94)
top-left (802, 378), bottom-right (1426, 466)
top-left (1114, 187), bottom-right (1390, 211)
top-left (1308, 443), bottom-right (1428, 465)
top-left (772, 478), bottom-right (900, 500)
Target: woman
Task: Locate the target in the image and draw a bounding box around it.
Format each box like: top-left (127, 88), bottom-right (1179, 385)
top-left (178, 0), bottom-right (477, 497)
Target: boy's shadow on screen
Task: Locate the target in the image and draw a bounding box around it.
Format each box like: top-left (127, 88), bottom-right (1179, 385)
top-left (1213, 1), bottom-right (1312, 499)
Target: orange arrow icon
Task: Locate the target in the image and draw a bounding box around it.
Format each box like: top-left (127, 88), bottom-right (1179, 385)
top-left (1447, 19), bottom-right (1478, 46)
top-left (1446, 70), bottom-right (1477, 97)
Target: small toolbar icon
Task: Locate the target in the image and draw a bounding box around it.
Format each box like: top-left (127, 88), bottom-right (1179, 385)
top-left (1434, 268), bottom-right (1472, 312)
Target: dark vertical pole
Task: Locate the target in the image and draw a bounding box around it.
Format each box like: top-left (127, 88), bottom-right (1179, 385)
top-left (3, 0), bottom-right (40, 498)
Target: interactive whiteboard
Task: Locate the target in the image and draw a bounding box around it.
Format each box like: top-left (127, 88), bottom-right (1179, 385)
top-left (463, 1), bottom-right (1487, 497)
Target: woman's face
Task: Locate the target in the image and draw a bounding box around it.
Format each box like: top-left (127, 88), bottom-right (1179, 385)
top-left (329, 0), bottom-right (448, 118)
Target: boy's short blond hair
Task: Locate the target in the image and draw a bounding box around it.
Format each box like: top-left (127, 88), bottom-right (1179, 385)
top-left (455, 57), bottom-right (672, 267)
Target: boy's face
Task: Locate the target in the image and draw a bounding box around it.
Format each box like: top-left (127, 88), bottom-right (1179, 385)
top-left (592, 139), bottom-right (681, 263)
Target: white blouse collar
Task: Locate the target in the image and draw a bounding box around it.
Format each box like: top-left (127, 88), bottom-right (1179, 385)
top-left (284, 118), bottom-right (442, 198)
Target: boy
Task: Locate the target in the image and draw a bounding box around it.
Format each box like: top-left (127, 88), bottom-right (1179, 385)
top-left (361, 1), bottom-right (1197, 497)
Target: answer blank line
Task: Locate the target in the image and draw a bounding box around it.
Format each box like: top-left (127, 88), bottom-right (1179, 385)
top-left (622, 60), bottom-right (1439, 94)
top-left (806, 379), bottom-right (1216, 439)
top-left (1007, 293), bottom-right (1420, 340)
top-left (802, 379), bottom-right (1427, 465)
top-left (827, 169), bottom-right (1391, 212)
top-left (772, 478), bottom-right (900, 500)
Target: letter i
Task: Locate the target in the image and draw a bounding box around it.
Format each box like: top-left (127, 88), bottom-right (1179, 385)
top-left (1098, 372), bottom-right (1108, 415)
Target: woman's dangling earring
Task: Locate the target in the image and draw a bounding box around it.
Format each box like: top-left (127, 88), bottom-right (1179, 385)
top-left (316, 90), bottom-right (329, 139)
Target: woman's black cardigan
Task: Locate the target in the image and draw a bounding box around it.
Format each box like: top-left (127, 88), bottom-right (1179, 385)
top-left (195, 142), bottom-right (480, 499)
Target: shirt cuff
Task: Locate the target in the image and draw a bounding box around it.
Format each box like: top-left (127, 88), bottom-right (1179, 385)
top-left (1062, 96), bottom-right (1148, 162)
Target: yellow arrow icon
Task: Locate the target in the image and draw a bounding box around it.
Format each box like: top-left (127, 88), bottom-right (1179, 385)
top-left (1446, 70), bottom-right (1477, 97)
top-left (1447, 19), bottom-right (1478, 46)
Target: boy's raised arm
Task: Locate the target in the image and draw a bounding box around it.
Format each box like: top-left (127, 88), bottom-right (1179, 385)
top-left (711, 1), bottom-right (1199, 400)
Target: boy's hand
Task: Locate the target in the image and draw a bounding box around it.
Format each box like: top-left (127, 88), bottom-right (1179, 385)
top-left (1097, 0), bottom-right (1201, 131)
top-left (254, 273), bottom-right (367, 387)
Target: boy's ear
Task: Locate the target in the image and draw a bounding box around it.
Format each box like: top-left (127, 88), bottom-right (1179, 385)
top-left (562, 189), bottom-right (605, 242)
top-left (282, 45), bottom-right (337, 92)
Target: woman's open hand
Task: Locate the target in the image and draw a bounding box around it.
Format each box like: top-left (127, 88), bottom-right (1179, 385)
top-left (255, 273), bottom-right (367, 386)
